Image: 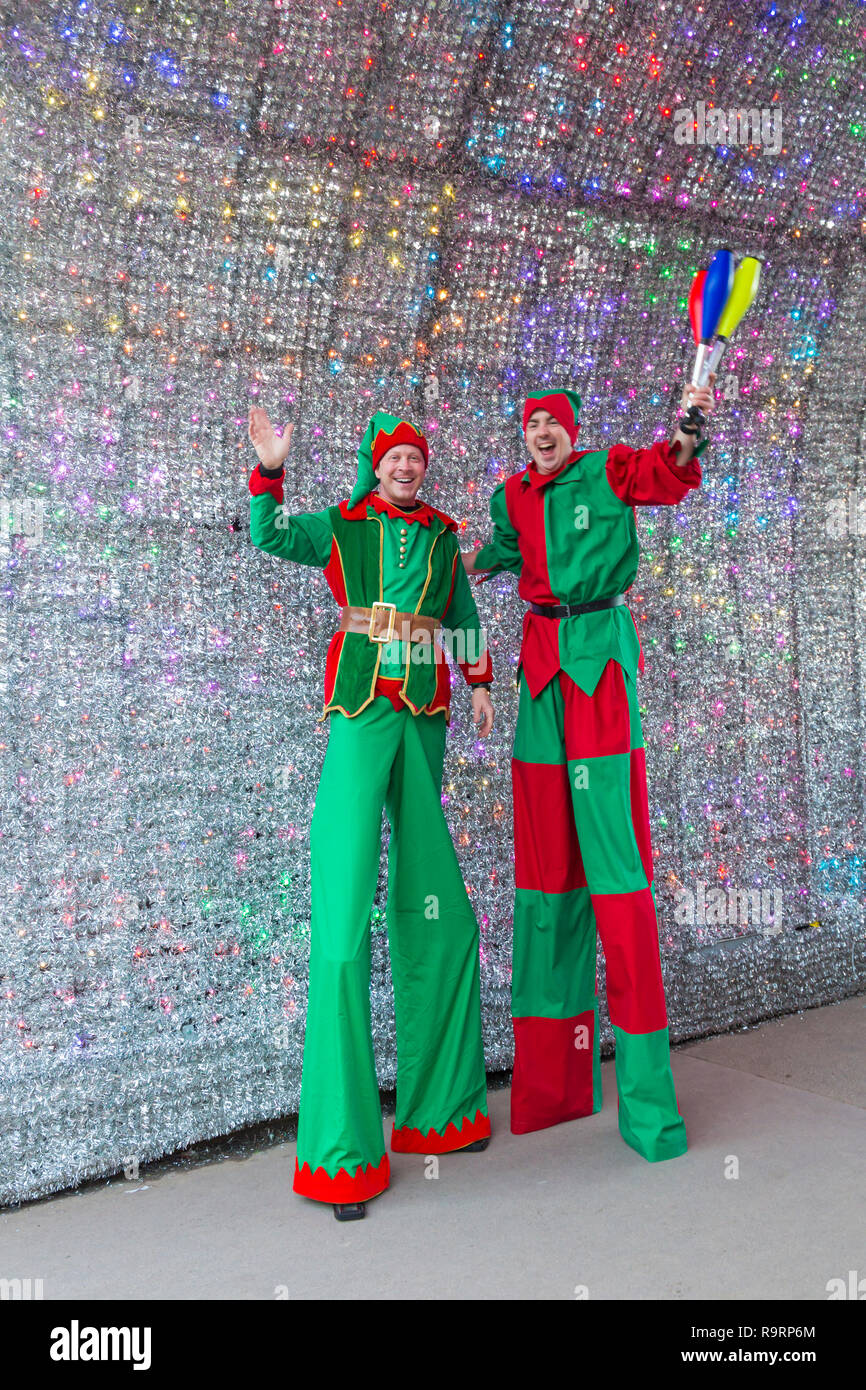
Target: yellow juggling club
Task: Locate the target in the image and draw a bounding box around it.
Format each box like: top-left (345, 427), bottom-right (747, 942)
top-left (698, 255), bottom-right (763, 385)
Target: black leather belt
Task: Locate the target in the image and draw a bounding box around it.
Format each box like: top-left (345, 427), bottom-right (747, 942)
top-left (529, 594), bottom-right (626, 618)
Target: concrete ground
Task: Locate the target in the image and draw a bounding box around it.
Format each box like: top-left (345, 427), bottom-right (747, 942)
top-left (2, 995), bottom-right (864, 1300)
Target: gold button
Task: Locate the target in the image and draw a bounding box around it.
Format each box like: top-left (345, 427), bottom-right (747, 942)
top-left (400, 528), bottom-right (407, 536)
top-left (398, 561), bottom-right (406, 568)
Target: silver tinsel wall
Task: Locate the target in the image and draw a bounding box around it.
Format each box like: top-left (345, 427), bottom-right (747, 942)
top-left (1, 0), bottom-right (864, 1205)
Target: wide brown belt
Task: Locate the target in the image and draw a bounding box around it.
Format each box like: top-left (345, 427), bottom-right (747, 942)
top-left (339, 602), bottom-right (441, 645)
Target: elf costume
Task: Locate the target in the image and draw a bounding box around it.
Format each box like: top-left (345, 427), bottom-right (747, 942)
top-left (249, 412), bottom-right (493, 1205)
top-left (473, 389), bottom-right (706, 1162)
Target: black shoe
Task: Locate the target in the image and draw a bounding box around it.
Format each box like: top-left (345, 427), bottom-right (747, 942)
top-left (455, 1137), bottom-right (490, 1153)
top-left (333, 1202), bottom-right (366, 1221)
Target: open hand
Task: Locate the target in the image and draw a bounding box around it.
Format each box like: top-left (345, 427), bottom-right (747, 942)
top-left (248, 407), bottom-right (294, 470)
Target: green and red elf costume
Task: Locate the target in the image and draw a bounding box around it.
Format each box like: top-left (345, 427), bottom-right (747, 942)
top-left (249, 412), bottom-right (493, 1205)
top-left (473, 388), bottom-right (707, 1162)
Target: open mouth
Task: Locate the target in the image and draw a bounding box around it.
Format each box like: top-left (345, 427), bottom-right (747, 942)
top-left (537, 442), bottom-right (557, 461)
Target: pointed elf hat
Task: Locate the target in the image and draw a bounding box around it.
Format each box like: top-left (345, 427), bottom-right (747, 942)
top-left (350, 411), bottom-right (429, 507)
top-left (522, 388), bottom-right (582, 444)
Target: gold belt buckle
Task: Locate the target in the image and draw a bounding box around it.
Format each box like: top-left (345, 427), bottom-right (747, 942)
top-left (368, 600), bottom-right (397, 643)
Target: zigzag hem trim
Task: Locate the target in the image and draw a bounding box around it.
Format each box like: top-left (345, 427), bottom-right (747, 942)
top-left (293, 1152), bottom-right (390, 1203)
top-left (390, 1107), bottom-right (491, 1154)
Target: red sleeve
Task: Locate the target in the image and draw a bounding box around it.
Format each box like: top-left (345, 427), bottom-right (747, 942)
top-left (605, 440), bottom-right (701, 507)
top-left (248, 464), bottom-right (285, 504)
top-left (457, 648), bottom-right (493, 686)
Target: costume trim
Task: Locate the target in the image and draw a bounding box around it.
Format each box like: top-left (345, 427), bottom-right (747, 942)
top-left (390, 1108), bottom-right (491, 1154)
top-left (293, 1153), bottom-right (390, 1203)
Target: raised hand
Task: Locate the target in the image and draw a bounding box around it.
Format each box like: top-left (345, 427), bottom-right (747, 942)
top-left (248, 407), bottom-right (294, 471)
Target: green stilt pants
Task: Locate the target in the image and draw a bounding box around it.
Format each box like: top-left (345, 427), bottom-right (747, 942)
top-left (293, 695), bottom-right (490, 1203)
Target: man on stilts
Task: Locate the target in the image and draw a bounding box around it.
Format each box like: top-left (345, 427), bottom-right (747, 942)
top-left (464, 378), bottom-right (715, 1161)
top-left (249, 407), bottom-right (494, 1218)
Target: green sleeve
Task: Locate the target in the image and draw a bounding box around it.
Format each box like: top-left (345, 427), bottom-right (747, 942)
top-left (441, 544), bottom-right (490, 679)
top-left (249, 492), bottom-right (334, 568)
top-left (472, 481), bottom-right (522, 576)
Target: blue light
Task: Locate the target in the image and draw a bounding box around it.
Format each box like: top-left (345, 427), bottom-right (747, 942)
top-left (152, 49), bottom-right (184, 85)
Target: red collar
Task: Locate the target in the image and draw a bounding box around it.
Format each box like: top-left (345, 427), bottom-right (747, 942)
top-left (366, 491), bottom-right (432, 526)
top-left (522, 448), bottom-right (590, 489)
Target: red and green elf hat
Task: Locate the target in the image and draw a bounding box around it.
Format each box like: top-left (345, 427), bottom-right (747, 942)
top-left (522, 388), bottom-right (582, 444)
top-left (350, 411), bottom-right (429, 506)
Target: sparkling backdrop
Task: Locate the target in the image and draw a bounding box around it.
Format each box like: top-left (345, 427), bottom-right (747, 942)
top-left (1, 0), bottom-right (865, 1205)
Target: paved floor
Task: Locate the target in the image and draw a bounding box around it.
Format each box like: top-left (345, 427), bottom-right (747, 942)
top-left (2, 996), bottom-right (864, 1300)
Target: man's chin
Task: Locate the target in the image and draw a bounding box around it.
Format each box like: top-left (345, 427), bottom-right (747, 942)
top-left (533, 452), bottom-right (566, 472)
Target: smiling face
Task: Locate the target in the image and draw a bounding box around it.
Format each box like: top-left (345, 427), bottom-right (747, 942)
top-left (374, 444), bottom-right (427, 507)
top-left (525, 409), bottom-right (574, 473)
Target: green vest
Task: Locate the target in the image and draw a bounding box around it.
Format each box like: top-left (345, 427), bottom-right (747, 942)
top-left (324, 503), bottom-right (460, 718)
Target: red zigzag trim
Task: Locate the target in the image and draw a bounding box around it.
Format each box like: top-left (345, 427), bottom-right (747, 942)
top-left (293, 1153), bottom-right (390, 1204)
top-left (391, 1108), bottom-right (491, 1154)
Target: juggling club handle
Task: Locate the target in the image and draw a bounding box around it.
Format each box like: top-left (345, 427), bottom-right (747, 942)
top-left (679, 402), bottom-right (706, 433)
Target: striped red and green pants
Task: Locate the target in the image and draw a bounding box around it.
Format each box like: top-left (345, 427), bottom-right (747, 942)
top-left (510, 658), bottom-right (687, 1162)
